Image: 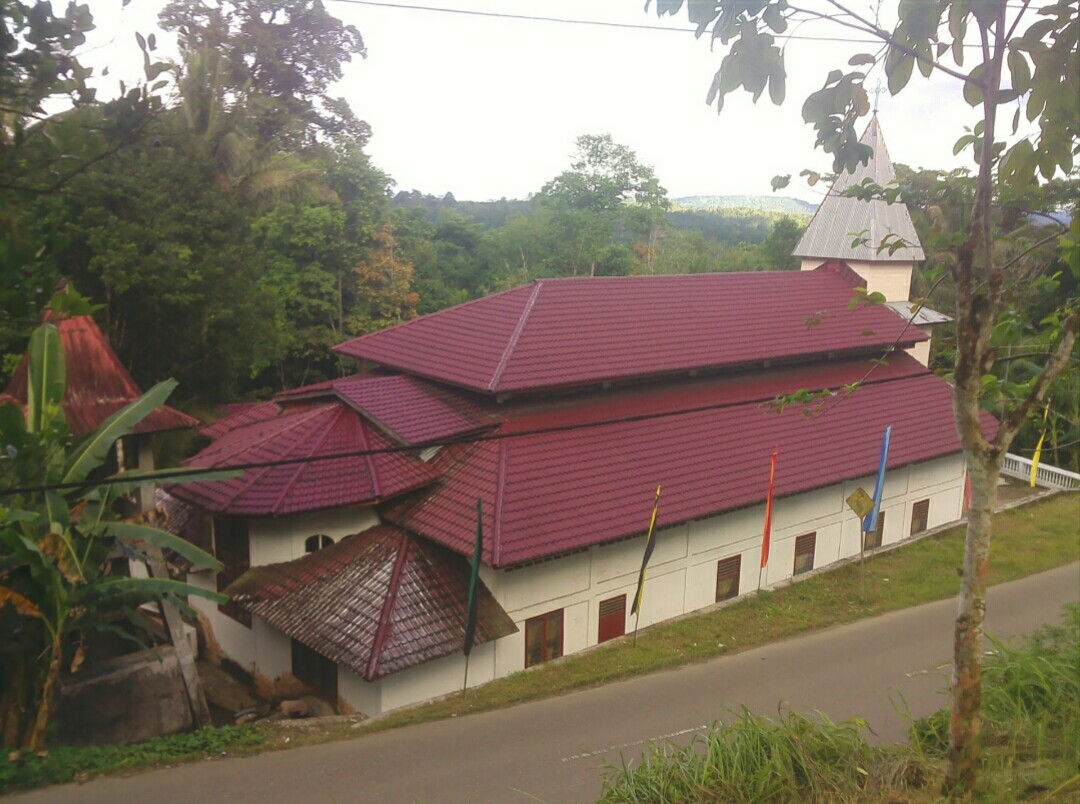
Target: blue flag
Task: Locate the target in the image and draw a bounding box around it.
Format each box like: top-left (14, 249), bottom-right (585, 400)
top-left (863, 425), bottom-right (892, 533)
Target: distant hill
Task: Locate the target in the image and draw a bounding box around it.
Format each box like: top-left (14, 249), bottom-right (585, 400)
top-left (674, 195), bottom-right (817, 216)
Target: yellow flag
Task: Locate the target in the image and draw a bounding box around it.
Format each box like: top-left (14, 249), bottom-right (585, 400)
top-left (1030, 405), bottom-right (1050, 488)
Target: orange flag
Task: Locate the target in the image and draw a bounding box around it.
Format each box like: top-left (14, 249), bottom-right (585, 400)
top-left (760, 449), bottom-right (778, 569)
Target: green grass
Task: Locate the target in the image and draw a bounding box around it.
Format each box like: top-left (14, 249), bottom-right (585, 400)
top-left (0, 726), bottom-right (265, 794)
top-left (2, 493), bottom-right (1076, 793)
top-left (601, 604), bottom-right (1080, 803)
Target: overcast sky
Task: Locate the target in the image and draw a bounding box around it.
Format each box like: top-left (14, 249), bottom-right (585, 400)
top-left (81, 0), bottom-right (1009, 203)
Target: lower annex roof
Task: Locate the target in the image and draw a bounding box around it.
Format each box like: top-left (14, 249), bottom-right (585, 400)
top-left (226, 524), bottom-right (517, 680)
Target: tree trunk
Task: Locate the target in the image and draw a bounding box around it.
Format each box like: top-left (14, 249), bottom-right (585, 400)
top-left (26, 635), bottom-right (62, 753)
top-left (946, 452), bottom-right (1001, 795)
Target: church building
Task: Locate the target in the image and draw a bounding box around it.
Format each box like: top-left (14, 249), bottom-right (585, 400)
top-left (167, 119), bottom-right (976, 716)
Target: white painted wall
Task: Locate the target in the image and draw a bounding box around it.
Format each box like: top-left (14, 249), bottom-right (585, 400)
top-left (197, 454), bottom-right (967, 718)
top-left (906, 325), bottom-right (933, 367)
top-left (250, 506), bottom-right (379, 566)
top-left (188, 570), bottom-right (255, 670)
top-left (800, 258), bottom-right (914, 303)
top-left (190, 505), bottom-right (379, 677)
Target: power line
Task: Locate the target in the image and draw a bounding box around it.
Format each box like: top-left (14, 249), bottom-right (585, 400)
top-left (0, 367), bottom-right (924, 497)
top-left (323, 0), bottom-right (1010, 48)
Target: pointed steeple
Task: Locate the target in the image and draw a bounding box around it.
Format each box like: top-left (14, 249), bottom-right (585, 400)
top-left (793, 116), bottom-right (924, 264)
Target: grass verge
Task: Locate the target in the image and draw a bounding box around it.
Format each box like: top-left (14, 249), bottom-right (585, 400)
top-left (1, 492), bottom-right (1076, 792)
top-left (599, 604), bottom-right (1080, 803)
top-left (0, 727), bottom-right (265, 794)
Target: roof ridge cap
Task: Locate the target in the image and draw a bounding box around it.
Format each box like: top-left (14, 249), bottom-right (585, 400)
top-left (332, 283), bottom-right (536, 357)
top-left (355, 411), bottom-right (382, 501)
top-left (366, 533), bottom-right (411, 680)
top-left (270, 404), bottom-right (348, 514)
top-left (488, 281), bottom-right (543, 393)
top-left (215, 405), bottom-right (333, 511)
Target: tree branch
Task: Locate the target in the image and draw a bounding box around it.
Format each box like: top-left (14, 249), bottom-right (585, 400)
top-left (995, 226), bottom-right (1068, 274)
top-left (996, 310), bottom-right (1080, 447)
top-left (818, 0), bottom-right (974, 84)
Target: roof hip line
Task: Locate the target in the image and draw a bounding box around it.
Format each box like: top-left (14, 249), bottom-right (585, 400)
top-left (366, 534), bottom-right (411, 681)
top-left (269, 405), bottom-right (346, 515)
top-left (488, 281), bottom-right (542, 393)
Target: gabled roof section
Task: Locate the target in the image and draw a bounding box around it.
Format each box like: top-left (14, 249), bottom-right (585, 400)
top-left (227, 524), bottom-right (517, 680)
top-left (794, 115), bottom-right (925, 263)
top-left (385, 353), bottom-right (990, 567)
top-left (275, 374), bottom-right (493, 446)
top-left (171, 402), bottom-right (439, 516)
top-left (334, 268), bottom-right (926, 395)
top-left (3, 315), bottom-right (199, 436)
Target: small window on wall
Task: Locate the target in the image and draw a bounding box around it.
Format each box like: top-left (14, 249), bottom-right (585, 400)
top-left (715, 555), bottom-right (741, 602)
top-left (864, 511), bottom-right (885, 551)
top-left (793, 532), bottom-right (816, 576)
top-left (598, 595), bottom-right (626, 644)
top-left (305, 534), bottom-right (334, 553)
top-left (291, 639), bottom-right (338, 704)
top-left (911, 499), bottom-right (930, 535)
top-left (525, 609), bottom-right (564, 668)
top-left (214, 516), bottom-right (251, 627)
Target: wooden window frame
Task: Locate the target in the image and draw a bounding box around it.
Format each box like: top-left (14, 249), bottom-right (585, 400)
top-left (793, 532), bottom-right (816, 576)
top-left (597, 595), bottom-right (626, 644)
top-left (863, 511), bottom-right (885, 551)
top-left (214, 516), bottom-right (251, 627)
top-left (910, 498), bottom-right (930, 535)
top-left (715, 555), bottom-right (741, 602)
top-left (304, 534), bottom-right (334, 553)
top-left (525, 609), bottom-right (564, 668)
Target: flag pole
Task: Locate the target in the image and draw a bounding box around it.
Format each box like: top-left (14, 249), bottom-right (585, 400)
top-left (631, 486), bottom-right (662, 647)
top-left (759, 448), bottom-right (778, 594)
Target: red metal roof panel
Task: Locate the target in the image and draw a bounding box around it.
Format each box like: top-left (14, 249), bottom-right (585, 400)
top-left (334, 267), bottom-right (927, 395)
top-left (227, 525), bottom-right (516, 680)
top-left (200, 402), bottom-right (281, 440)
top-left (386, 357), bottom-right (978, 567)
top-left (4, 316), bottom-right (199, 435)
top-left (172, 402), bottom-right (439, 516)
top-left (275, 374), bottom-right (493, 446)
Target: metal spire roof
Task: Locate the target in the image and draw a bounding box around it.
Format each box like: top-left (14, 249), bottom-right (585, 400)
top-left (793, 116), bottom-right (925, 262)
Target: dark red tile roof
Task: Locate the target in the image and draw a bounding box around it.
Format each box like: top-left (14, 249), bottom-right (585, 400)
top-left (200, 401), bottom-right (281, 440)
top-left (4, 316), bottom-right (199, 436)
top-left (275, 374), bottom-right (493, 446)
top-left (227, 524), bottom-right (517, 680)
top-left (334, 266), bottom-right (927, 395)
top-left (172, 402), bottom-right (440, 515)
top-left (384, 354), bottom-right (983, 567)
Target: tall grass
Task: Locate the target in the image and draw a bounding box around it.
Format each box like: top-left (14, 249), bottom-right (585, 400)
top-left (602, 605), bottom-right (1080, 803)
top-left (599, 709), bottom-right (922, 804)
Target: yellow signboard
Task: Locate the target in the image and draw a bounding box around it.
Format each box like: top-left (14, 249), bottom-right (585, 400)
top-left (846, 487), bottom-right (874, 519)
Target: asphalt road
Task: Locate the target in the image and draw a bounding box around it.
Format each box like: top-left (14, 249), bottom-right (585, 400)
top-left (20, 563), bottom-right (1079, 804)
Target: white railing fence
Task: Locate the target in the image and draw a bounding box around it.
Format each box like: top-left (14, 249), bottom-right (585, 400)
top-left (1002, 453), bottom-right (1080, 490)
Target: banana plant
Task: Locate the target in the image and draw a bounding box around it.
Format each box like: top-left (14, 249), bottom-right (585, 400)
top-left (0, 297), bottom-right (235, 753)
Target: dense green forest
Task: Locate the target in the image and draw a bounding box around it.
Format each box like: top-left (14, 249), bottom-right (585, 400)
top-left (0, 1), bottom-right (806, 404)
top-left (0, 1), bottom-right (1074, 469)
